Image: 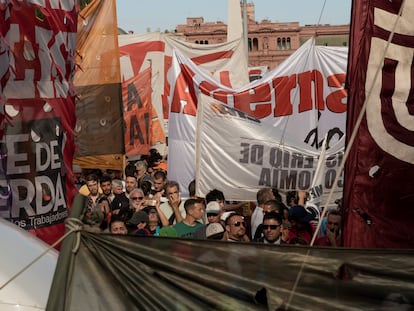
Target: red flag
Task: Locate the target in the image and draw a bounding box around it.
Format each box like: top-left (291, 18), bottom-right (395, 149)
top-left (1, 2), bottom-right (78, 247)
top-left (343, 0), bottom-right (414, 248)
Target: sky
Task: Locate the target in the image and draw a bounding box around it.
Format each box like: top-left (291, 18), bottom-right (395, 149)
top-left (116, 0), bottom-right (352, 34)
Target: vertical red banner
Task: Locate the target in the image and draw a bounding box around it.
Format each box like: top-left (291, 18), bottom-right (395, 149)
top-left (343, 0), bottom-right (414, 248)
top-left (0, 1), bottom-right (78, 246)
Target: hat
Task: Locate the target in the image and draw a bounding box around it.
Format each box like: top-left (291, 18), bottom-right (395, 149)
top-left (128, 211), bottom-right (149, 225)
top-left (159, 226), bottom-right (178, 237)
top-left (206, 201), bottom-right (221, 215)
top-left (288, 205), bottom-right (314, 223)
top-left (220, 211), bottom-right (235, 222)
top-left (205, 223), bottom-right (225, 239)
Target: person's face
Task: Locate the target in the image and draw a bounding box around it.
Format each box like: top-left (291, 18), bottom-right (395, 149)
top-left (101, 181), bottom-right (112, 196)
top-left (136, 167), bottom-right (146, 178)
top-left (129, 191), bottom-right (144, 209)
top-left (125, 177), bottom-right (137, 193)
top-left (111, 221), bottom-right (127, 235)
top-left (190, 203), bottom-right (205, 220)
top-left (207, 213), bottom-right (221, 224)
top-left (113, 184), bottom-right (123, 195)
top-left (166, 186), bottom-right (180, 203)
top-left (148, 209), bottom-right (159, 223)
top-left (263, 219), bottom-right (281, 242)
top-left (153, 177), bottom-right (165, 192)
top-left (226, 215), bottom-right (246, 239)
top-left (326, 214), bottom-right (341, 234)
top-left (86, 180), bottom-right (99, 196)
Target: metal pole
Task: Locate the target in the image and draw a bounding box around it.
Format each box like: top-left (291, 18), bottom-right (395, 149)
top-left (242, 0), bottom-right (248, 63)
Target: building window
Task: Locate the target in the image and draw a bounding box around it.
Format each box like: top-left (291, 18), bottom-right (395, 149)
top-left (253, 37), bottom-right (259, 52)
top-left (287, 37), bottom-right (291, 50)
top-left (204, 40), bottom-right (208, 44)
top-left (248, 38), bottom-right (253, 52)
top-left (277, 38), bottom-right (282, 50)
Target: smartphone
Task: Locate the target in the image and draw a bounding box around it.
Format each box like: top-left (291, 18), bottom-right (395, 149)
top-left (144, 199), bottom-right (157, 206)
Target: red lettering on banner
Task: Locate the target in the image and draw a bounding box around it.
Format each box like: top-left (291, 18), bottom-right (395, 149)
top-left (170, 70), bottom-right (197, 116)
top-left (234, 83), bottom-right (272, 118)
top-left (219, 71), bottom-right (232, 88)
top-left (171, 67), bottom-right (346, 118)
top-left (298, 70), bottom-right (325, 112)
top-left (326, 73), bottom-right (347, 113)
top-left (273, 75), bottom-right (296, 116)
top-left (120, 41), bottom-right (165, 77)
top-left (191, 51), bottom-right (235, 65)
top-left (162, 55), bottom-right (173, 119)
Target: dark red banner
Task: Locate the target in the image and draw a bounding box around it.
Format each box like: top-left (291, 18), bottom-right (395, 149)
top-left (343, 0), bottom-right (414, 248)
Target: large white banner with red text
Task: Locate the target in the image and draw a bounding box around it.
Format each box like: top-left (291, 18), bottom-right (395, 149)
top-left (118, 33), bottom-right (249, 155)
top-left (0, 1), bottom-right (77, 246)
top-left (168, 39), bottom-right (348, 199)
top-left (195, 93), bottom-right (344, 202)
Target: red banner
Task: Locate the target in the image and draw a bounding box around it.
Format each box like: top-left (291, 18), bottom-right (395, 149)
top-left (0, 1), bottom-right (78, 246)
top-left (343, 0), bottom-right (414, 248)
top-left (123, 67), bottom-right (153, 155)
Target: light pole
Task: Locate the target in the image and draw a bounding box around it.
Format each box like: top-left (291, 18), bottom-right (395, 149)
top-left (241, 0), bottom-right (248, 63)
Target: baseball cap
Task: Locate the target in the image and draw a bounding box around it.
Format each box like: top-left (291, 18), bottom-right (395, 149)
top-left (206, 201), bottom-right (221, 215)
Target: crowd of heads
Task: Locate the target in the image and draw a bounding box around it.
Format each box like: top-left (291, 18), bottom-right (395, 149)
top-left (74, 155), bottom-right (342, 246)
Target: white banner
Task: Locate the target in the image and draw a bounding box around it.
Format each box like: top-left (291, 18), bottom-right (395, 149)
top-left (195, 94), bottom-right (344, 202)
top-left (118, 33), bottom-right (249, 147)
top-left (168, 38), bottom-right (348, 199)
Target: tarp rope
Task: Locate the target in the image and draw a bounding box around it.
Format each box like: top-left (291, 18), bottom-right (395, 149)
top-left (0, 217), bottom-right (83, 291)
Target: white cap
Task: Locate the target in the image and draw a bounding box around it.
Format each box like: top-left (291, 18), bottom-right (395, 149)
top-left (206, 201), bottom-right (221, 214)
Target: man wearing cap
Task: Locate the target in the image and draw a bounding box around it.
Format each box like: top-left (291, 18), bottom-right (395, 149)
top-left (127, 210), bottom-right (151, 236)
top-left (194, 201), bottom-right (224, 239)
top-left (287, 205), bottom-right (315, 244)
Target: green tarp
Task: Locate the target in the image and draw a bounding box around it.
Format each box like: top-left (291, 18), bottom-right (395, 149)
top-left (47, 197), bottom-right (414, 310)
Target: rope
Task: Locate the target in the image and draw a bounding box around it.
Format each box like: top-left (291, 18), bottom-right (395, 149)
top-left (0, 217), bottom-right (83, 291)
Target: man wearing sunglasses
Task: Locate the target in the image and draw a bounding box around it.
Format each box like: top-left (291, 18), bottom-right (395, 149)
top-left (255, 212), bottom-right (287, 244)
top-left (225, 213), bottom-right (250, 242)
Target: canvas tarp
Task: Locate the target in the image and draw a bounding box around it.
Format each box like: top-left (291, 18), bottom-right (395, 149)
top-left (47, 198), bottom-right (414, 310)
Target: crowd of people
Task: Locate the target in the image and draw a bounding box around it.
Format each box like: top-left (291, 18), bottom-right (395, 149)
top-left (73, 149), bottom-right (342, 247)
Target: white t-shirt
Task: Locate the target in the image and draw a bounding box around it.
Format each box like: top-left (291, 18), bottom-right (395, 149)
top-left (159, 200), bottom-right (186, 224)
top-left (250, 206), bottom-right (263, 239)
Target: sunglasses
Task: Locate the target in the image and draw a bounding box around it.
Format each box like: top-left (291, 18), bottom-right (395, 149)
top-left (232, 221), bottom-right (246, 227)
top-left (131, 196), bottom-right (144, 201)
top-left (263, 224), bottom-right (281, 230)
top-left (207, 213), bottom-right (219, 217)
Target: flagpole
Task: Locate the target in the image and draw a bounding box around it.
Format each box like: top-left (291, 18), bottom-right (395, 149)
top-left (242, 0), bottom-right (248, 63)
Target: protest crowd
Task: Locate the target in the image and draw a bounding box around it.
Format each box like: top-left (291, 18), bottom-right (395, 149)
top-left (74, 148), bottom-right (342, 247)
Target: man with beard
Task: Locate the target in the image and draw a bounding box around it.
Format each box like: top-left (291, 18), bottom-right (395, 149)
top-left (225, 213), bottom-right (250, 242)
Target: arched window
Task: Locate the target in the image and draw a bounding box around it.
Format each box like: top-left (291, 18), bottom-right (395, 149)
top-left (287, 37), bottom-right (291, 50)
top-left (282, 37), bottom-right (286, 50)
top-left (277, 38), bottom-right (282, 50)
top-left (248, 38), bottom-right (253, 52)
top-left (253, 37), bottom-right (259, 52)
